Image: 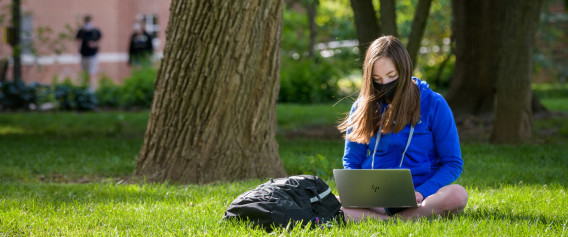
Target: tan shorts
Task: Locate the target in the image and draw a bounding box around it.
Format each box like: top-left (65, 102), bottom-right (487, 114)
top-left (80, 55), bottom-right (98, 75)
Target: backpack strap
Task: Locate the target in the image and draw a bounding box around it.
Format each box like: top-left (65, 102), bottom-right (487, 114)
top-left (310, 187), bottom-right (332, 203)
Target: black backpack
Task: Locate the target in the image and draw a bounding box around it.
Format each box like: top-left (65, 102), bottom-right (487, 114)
top-left (222, 175), bottom-right (344, 232)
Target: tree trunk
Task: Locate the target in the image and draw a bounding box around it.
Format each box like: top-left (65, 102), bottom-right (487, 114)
top-left (134, 0), bottom-right (287, 183)
top-left (306, 0), bottom-right (319, 57)
top-left (446, 0), bottom-right (497, 117)
top-left (406, 0), bottom-right (432, 68)
top-left (349, 0), bottom-right (380, 64)
top-left (490, 0), bottom-right (543, 143)
top-left (379, 0), bottom-right (397, 37)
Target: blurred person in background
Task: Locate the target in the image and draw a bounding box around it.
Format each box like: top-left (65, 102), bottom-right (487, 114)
top-left (75, 14), bottom-right (102, 92)
top-left (128, 21), bottom-right (154, 67)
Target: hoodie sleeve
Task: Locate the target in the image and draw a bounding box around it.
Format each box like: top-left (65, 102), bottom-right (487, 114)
top-left (342, 102), bottom-right (369, 169)
top-left (414, 94), bottom-right (463, 198)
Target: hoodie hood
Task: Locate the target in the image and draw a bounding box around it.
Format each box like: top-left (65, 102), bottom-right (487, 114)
top-left (412, 77), bottom-right (433, 102)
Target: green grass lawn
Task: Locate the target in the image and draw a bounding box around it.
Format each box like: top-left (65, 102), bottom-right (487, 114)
top-left (1, 97), bottom-right (567, 235)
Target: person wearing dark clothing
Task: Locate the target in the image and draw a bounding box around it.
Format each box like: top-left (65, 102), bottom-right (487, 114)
top-left (75, 15), bottom-right (102, 92)
top-left (128, 23), bottom-right (154, 67)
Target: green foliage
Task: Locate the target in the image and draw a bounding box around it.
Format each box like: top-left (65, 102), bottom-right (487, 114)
top-left (282, 1), bottom-right (356, 54)
top-left (96, 76), bottom-right (121, 108)
top-left (280, 140), bottom-right (343, 178)
top-left (118, 67), bottom-right (156, 108)
top-left (53, 79), bottom-right (98, 111)
top-left (281, 1), bottom-right (360, 103)
top-left (533, 83), bottom-right (568, 99)
top-left (34, 23), bottom-right (77, 56)
top-left (0, 80), bottom-right (97, 111)
top-left (96, 67), bottom-right (157, 109)
top-left (0, 80), bottom-right (41, 110)
top-left (282, 5), bottom-right (311, 55)
top-left (403, 0), bottom-right (455, 91)
top-left (280, 56), bottom-right (340, 103)
top-left (316, 0), bottom-right (357, 41)
top-left (281, 0), bottom-right (460, 96)
top-left (418, 54), bottom-right (455, 92)
top-left (533, 0), bottom-right (568, 83)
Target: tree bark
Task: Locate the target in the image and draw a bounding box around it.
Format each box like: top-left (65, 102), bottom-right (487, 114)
top-left (490, 0), bottom-right (543, 143)
top-left (306, 0), bottom-right (319, 57)
top-left (448, 0), bottom-right (548, 131)
top-left (379, 0), bottom-right (397, 37)
top-left (349, 0), bottom-right (380, 64)
top-left (406, 0), bottom-right (432, 67)
top-left (446, 0), bottom-right (497, 117)
top-left (134, 0), bottom-right (287, 183)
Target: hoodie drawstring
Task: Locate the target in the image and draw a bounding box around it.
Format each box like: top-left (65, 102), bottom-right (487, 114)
top-left (371, 124), bottom-right (414, 169)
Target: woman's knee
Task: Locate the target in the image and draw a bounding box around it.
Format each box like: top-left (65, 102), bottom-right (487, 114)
top-left (444, 184), bottom-right (468, 212)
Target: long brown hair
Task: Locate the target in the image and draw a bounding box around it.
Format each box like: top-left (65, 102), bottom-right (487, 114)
top-left (338, 36), bottom-right (421, 144)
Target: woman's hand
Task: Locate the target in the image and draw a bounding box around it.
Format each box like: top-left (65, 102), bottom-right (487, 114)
top-left (415, 191), bottom-right (424, 203)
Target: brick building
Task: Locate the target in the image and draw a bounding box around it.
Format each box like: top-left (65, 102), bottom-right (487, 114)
top-left (535, 1), bottom-right (568, 83)
top-left (0, 0), bottom-right (171, 85)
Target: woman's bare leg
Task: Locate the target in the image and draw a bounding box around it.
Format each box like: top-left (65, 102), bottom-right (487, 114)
top-left (339, 184), bottom-right (468, 222)
top-left (397, 184), bottom-right (468, 219)
top-left (341, 207), bottom-right (389, 222)
top-left (336, 196), bottom-right (389, 222)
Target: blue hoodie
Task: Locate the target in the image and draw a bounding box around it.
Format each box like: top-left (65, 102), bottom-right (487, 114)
top-left (342, 78), bottom-right (463, 198)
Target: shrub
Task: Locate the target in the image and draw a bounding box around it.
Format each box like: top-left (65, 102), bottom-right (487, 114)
top-left (0, 79), bottom-right (97, 111)
top-left (0, 80), bottom-right (41, 110)
top-left (53, 82), bottom-right (97, 111)
top-left (418, 56), bottom-right (455, 92)
top-left (96, 66), bottom-right (157, 109)
top-left (280, 56), bottom-right (342, 103)
top-left (96, 76), bottom-right (121, 108)
top-left (119, 67), bottom-right (156, 108)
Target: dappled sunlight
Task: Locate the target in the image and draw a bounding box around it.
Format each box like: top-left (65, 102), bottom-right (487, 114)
top-left (337, 71), bottom-right (363, 96)
top-left (0, 126), bottom-right (30, 135)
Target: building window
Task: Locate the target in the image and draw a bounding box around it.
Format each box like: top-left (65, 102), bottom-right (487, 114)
top-left (21, 14), bottom-right (33, 55)
top-left (141, 14), bottom-right (158, 38)
top-left (139, 14), bottom-right (160, 49)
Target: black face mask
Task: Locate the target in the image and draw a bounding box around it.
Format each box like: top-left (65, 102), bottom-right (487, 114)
top-left (373, 79), bottom-right (398, 102)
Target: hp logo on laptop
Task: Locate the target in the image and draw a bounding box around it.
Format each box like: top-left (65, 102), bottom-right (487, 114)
top-left (371, 184), bottom-right (380, 192)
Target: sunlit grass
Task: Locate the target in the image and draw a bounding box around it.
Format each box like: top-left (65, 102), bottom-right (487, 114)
top-left (276, 102), bottom-right (352, 130)
top-left (0, 91), bottom-right (567, 235)
top-left (1, 181), bottom-right (566, 235)
top-left (541, 98), bottom-right (568, 112)
top-left (0, 125), bottom-right (27, 135)
top-left (533, 83), bottom-right (568, 97)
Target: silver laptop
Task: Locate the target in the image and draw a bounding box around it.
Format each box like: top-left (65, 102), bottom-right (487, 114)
top-left (333, 169), bottom-right (418, 208)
